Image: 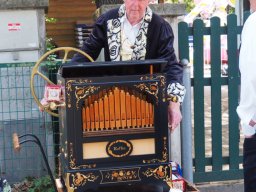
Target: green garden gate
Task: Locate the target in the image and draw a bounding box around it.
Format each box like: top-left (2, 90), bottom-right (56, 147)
top-left (178, 14), bottom-right (247, 183)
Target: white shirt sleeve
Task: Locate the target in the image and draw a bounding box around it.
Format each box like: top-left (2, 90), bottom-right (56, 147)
top-left (236, 12), bottom-right (256, 136)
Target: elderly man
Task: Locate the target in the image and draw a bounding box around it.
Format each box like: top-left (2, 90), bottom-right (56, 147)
top-left (236, 0), bottom-right (256, 191)
top-left (72, 0), bottom-right (185, 133)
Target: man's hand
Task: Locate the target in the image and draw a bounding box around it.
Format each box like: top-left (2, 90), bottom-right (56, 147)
top-left (249, 119), bottom-right (256, 127)
top-left (168, 101), bottom-right (182, 132)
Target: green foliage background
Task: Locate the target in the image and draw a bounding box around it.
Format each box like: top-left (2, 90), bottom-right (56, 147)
top-left (28, 176), bottom-right (55, 192)
top-left (169, 0), bottom-right (195, 12)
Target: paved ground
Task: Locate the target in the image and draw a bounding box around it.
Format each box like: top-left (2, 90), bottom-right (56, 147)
top-left (192, 67), bottom-right (244, 157)
top-left (201, 85), bottom-right (244, 158)
top-left (196, 180), bottom-right (244, 192)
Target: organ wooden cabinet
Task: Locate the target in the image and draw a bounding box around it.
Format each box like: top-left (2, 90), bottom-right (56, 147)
top-left (58, 59), bottom-right (173, 191)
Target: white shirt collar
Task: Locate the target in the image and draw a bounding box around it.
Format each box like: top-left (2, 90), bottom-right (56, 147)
top-left (121, 13), bottom-right (144, 44)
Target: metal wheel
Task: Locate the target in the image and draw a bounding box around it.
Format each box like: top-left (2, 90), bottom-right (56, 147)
top-left (30, 47), bottom-right (94, 117)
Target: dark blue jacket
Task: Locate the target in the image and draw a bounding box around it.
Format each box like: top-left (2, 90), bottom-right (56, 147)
top-left (72, 7), bottom-right (183, 85)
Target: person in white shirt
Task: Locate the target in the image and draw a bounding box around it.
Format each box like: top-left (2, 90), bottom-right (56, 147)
top-left (236, 0), bottom-right (256, 191)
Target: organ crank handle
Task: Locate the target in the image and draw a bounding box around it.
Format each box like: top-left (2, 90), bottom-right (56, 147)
top-left (30, 47), bottom-right (94, 117)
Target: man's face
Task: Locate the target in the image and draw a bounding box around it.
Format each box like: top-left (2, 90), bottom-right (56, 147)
top-left (125, 0), bottom-right (150, 23)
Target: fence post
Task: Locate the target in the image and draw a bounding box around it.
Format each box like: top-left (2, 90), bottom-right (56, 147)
top-left (181, 59), bottom-right (193, 183)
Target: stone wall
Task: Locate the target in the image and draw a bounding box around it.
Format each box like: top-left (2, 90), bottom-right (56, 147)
top-left (0, 0), bottom-right (48, 10)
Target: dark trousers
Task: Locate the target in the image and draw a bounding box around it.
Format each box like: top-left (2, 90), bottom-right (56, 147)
top-left (90, 184), bottom-right (163, 192)
top-left (243, 135), bottom-right (256, 192)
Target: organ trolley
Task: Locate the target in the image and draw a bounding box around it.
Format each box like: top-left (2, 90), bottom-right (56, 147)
top-left (25, 47), bottom-right (194, 192)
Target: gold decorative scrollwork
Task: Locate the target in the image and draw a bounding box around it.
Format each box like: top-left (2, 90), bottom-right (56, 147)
top-left (134, 82), bottom-right (159, 101)
top-left (159, 76), bottom-right (166, 102)
top-left (66, 79), bottom-right (92, 108)
top-left (65, 173), bottom-right (75, 192)
top-left (143, 137), bottom-right (168, 163)
top-left (101, 168), bottom-right (140, 183)
top-left (71, 172), bottom-right (99, 188)
top-left (136, 75), bottom-right (166, 102)
top-left (106, 170), bottom-right (137, 181)
top-left (158, 76), bottom-right (166, 88)
top-left (69, 142), bottom-right (96, 169)
top-left (75, 85), bottom-right (100, 109)
top-left (139, 75), bottom-right (166, 87)
top-left (142, 164), bottom-right (172, 182)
